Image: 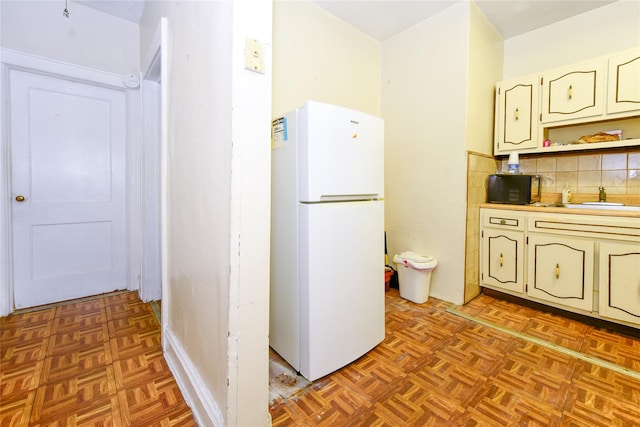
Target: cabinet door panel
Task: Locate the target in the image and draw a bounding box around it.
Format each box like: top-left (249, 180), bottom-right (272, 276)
top-left (527, 234), bottom-right (594, 311)
top-left (482, 229), bottom-right (524, 293)
top-left (599, 241), bottom-right (640, 325)
top-left (541, 61), bottom-right (604, 123)
top-left (496, 77), bottom-right (539, 153)
top-left (607, 50), bottom-right (640, 114)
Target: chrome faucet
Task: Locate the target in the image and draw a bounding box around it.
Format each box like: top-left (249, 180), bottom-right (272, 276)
top-left (599, 186), bottom-right (606, 202)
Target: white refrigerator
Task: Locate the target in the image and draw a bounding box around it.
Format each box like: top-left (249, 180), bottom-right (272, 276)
top-left (270, 101), bottom-right (385, 381)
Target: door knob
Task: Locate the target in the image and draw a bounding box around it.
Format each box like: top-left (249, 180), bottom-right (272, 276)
top-left (15, 195), bottom-right (25, 202)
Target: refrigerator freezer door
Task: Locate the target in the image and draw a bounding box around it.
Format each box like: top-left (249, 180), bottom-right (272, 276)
top-left (298, 200), bottom-right (385, 380)
top-left (298, 101), bottom-right (384, 202)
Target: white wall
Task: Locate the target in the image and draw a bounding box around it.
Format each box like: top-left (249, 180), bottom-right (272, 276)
top-left (465, 1), bottom-right (503, 156)
top-left (503, 0), bottom-right (640, 79)
top-left (381, 3), bottom-right (470, 305)
top-left (0, 1), bottom-right (139, 75)
top-left (272, 0), bottom-right (381, 117)
top-left (272, 1), bottom-right (501, 306)
top-left (228, 4), bottom-right (272, 425)
top-left (140, 1), bottom-right (272, 426)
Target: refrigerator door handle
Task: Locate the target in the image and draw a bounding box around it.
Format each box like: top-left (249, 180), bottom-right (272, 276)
top-left (317, 194), bottom-right (379, 202)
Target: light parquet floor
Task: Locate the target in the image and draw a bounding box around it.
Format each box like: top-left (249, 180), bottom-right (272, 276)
top-left (3, 289), bottom-right (640, 426)
top-left (0, 292), bottom-right (196, 426)
top-left (270, 289), bottom-right (640, 426)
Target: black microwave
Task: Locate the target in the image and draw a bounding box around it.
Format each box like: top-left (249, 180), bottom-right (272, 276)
top-left (487, 174), bottom-right (541, 205)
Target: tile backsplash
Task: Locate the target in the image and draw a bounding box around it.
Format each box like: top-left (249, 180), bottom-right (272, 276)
top-left (465, 152), bottom-right (497, 303)
top-left (499, 148), bottom-right (640, 198)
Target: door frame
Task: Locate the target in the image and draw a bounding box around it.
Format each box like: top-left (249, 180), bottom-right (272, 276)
top-left (139, 18), bottom-right (167, 304)
top-left (0, 48), bottom-right (144, 315)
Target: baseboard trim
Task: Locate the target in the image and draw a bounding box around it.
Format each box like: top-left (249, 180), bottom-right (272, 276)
top-left (164, 327), bottom-right (225, 427)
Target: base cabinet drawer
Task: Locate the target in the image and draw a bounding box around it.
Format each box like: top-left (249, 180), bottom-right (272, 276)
top-left (598, 241), bottom-right (640, 326)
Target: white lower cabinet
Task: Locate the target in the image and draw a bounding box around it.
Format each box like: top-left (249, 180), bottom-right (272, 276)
top-left (480, 211), bottom-right (525, 293)
top-left (480, 208), bottom-right (640, 328)
top-left (526, 234), bottom-right (593, 311)
top-left (482, 228), bottom-right (524, 293)
top-left (598, 241), bottom-right (640, 326)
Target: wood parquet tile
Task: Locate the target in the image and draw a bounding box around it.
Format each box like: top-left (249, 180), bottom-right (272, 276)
top-left (0, 291), bottom-right (195, 426)
top-left (270, 289), bottom-right (640, 426)
top-left (581, 328), bottom-right (640, 371)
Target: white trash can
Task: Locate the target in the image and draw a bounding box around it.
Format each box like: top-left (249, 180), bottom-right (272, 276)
top-left (393, 251), bottom-right (438, 303)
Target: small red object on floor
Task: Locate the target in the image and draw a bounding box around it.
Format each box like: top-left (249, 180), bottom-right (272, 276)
top-left (384, 267), bottom-right (394, 292)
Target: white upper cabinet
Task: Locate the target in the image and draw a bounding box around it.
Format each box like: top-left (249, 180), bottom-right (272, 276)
top-left (495, 75), bottom-right (539, 153)
top-left (607, 49), bottom-right (640, 114)
top-left (493, 49), bottom-right (640, 155)
top-left (541, 60), bottom-right (605, 123)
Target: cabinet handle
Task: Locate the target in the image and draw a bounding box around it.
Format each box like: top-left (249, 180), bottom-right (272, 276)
top-left (568, 85), bottom-right (573, 100)
top-left (499, 253), bottom-right (504, 267)
top-left (555, 263), bottom-right (560, 279)
top-left (515, 108), bottom-right (519, 121)
top-left (500, 219), bottom-right (506, 225)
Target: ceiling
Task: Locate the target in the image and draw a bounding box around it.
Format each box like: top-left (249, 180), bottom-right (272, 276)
top-left (73, 0), bottom-right (146, 22)
top-left (73, 0), bottom-right (618, 40)
top-left (311, 0), bottom-right (618, 40)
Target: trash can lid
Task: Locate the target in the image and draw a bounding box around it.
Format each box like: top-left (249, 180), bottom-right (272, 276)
top-left (392, 251), bottom-right (438, 271)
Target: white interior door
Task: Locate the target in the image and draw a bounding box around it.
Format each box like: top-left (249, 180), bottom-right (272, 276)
top-left (10, 69), bottom-right (127, 309)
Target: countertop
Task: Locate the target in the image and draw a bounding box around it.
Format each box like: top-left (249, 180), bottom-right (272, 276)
top-left (480, 202), bottom-right (640, 219)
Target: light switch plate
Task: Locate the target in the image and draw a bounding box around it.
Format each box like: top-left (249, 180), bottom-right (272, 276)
top-left (245, 38), bottom-right (265, 74)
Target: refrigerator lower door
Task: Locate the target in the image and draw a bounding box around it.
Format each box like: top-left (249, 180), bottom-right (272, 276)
top-left (299, 200), bottom-right (385, 380)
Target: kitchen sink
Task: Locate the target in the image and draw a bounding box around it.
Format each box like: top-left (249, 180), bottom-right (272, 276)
top-left (582, 202), bottom-right (624, 206)
top-left (563, 202), bottom-right (640, 212)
